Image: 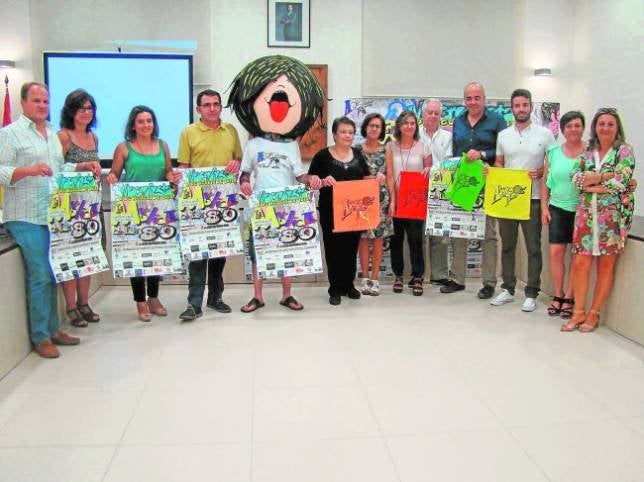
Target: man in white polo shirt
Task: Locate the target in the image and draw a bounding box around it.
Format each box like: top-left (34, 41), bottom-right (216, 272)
top-left (420, 99), bottom-right (453, 286)
top-left (490, 89), bottom-right (555, 312)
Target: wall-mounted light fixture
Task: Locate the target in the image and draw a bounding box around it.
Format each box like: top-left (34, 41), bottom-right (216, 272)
top-left (0, 60), bottom-right (16, 69)
top-left (534, 67), bottom-right (552, 77)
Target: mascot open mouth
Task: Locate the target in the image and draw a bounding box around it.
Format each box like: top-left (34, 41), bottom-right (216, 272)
top-left (268, 91), bottom-right (291, 122)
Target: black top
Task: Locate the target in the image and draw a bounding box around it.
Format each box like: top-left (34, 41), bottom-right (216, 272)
top-left (308, 147), bottom-right (370, 228)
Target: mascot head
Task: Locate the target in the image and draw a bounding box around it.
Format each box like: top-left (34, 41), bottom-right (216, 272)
top-left (227, 55), bottom-right (324, 139)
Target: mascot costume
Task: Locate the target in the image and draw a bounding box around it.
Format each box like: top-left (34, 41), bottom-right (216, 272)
top-left (228, 55), bottom-right (324, 313)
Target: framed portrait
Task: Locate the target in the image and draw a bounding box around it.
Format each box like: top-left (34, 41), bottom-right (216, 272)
top-left (267, 0), bottom-right (310, 48)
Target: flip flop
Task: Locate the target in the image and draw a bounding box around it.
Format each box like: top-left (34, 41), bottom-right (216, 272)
top-left (279, 295), bottom-right (304, 311)
top-left (241, 297), bottom-right (265, 313)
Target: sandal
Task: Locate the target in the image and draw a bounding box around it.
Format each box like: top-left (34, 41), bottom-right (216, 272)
top-left (579, 309), bottom-right (600, 333)
top-left (241, 297), bottom-right (265, 313)
top-left (137, 302), bottom-right (152, 322)
top-left (412, 278), bottom-right (424, 296)
top-left (547, 296), bottom-right (564, 316)
top-left (279, 295), bottom-right (304, 311)
top-left (78, 303), bottom-right (100, 323)
top-left (66, 308), bottom-right (88, 328)
top-left (560, 310), bottom-right (585, 332)
top-left (559, 298), bottom-right (574, 319)
top-left (393, 277), bottom-right (403, 294)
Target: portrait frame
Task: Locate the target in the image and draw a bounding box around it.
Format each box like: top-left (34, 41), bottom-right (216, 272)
top-left (267, 0), bottom-right (310, 48)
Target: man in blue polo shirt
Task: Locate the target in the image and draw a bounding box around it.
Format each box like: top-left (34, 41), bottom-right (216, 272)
top-left (440, 82), bottom-right (507, 299)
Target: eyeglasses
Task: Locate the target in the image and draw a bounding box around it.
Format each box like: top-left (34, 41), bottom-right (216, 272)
top-left (597, 107), bottom-right (617, 114)
top-left (200, 102), bottom-right (221, 109)
top-left (78, 107), bottom-right (94, 113)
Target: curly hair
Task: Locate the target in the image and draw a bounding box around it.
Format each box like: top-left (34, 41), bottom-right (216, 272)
top-left (226, 55), bottom-right (324, 139)
top-left (60, 89), bottom-right (97, 131)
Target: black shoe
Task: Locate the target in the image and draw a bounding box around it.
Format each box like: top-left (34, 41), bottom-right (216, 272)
top-left (179, 304), bottom-right (203, 321)
top-left (440, 280), bottom-right (465, 294)
top-left (430, 278), bottom-right (450, 287)
top-left (207, 299), bottom-right (232, 313)
top-left (347, 287), bottom-right (361, 299)
top-left (329, 295), bottom-right (341, 305)
top-left (478, 285), bottom-right (495, 299)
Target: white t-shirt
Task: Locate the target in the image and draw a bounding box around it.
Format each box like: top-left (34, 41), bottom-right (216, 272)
top-left (497, 123), bottom-right (556, 199)
top-left (240, 137), bottom-right (305, 191)
top-left (420, 128), bottom-right (453, 163)
top-left (390, 140), bottom-right (426, 187)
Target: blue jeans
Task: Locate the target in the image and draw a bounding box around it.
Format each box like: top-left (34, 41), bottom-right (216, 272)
top-left (5, 221), bottom-right (59, 344)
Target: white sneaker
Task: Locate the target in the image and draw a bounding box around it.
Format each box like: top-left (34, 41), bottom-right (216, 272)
top-left (370, 279), bottom-right (380, 296)
top-left (521, 297), bottom-right (537, 312)
top-left (360, 278), bottom-right (372, 295)
top-left (490, 289), bottom-right (514, 306)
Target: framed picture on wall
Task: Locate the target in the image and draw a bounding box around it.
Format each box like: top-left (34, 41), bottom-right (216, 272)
top-left (267, 0), bottom-right (310, 48)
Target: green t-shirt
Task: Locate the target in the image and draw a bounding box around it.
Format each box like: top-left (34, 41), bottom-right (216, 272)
top-left (546, 144), bottom-right (579, 212)
top-left (123, 140), bottom-right (167, 182)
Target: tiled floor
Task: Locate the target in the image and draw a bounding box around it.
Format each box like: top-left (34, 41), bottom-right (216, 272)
top-left (1, 283), bottom-right (643, 482)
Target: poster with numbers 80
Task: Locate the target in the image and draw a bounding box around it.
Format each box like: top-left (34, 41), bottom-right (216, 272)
top-left (110, 182), bottom-right (183, 278)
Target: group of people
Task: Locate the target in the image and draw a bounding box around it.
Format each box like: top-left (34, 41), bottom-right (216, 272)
top-left (0, 79), bottom-right (636, 359)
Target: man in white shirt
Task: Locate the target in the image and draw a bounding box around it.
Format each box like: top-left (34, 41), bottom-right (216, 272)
top-left (420, 99), bottom-right (453, 286)
top-left (490, 89), bottom-right (556, 312)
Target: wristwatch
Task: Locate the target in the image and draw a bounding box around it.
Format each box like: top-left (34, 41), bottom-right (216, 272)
top-left (480, 150), bottom-right (487, 161)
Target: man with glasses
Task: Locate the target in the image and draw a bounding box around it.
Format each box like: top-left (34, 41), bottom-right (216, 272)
top-left (178, 89), bottom-right (242, 321)
top-left (440, 82), bottom-right (507, 298)
top-left (420, 99), bottom-right (453, 287)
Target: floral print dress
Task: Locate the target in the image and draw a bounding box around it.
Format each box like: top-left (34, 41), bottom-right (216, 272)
top-left (356, 144), bottom-right (393, 239)
top-left (571, 143), bottom-right (635, 256)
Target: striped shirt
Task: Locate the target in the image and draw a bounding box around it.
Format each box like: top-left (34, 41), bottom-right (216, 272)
top-left (0, 115), bottom-right (66, 225)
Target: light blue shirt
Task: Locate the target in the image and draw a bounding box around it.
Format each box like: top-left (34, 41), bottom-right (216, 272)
top-left (0, 115), bottom-right (66, 225)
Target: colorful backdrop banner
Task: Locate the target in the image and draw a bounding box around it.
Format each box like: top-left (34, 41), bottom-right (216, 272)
top-left (445, 155), bottom-right (485, 212)
top-left (332, 179), bottom-right (380, 232)
top-left (426, 157), bottom-right (485, 239)
top-left (483, 168), bottom-right (532, 220)
top-left (110, 182), bottom-right (183, 278)
top-left (395, 171), bottom-right (428, 220)
top-left (47, 172), bottom-right (109, 282)
top-left (249, 185), bottom-right (323, 279)
top-left (177, 167), bottom-right (244, 262)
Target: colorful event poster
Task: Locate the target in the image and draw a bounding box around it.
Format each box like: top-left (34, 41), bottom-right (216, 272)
top-left (445, 155), bottom-right (485, 212)
top-left (483, 168), bottom-right (531, 220)
top-left (249, 185), bottom-right (323, 279)
top-left (110, 182), bottom-right (183, 278)
top-left (395, 171), bottom-right (428, 220)
top-left (426, 157), bottom-right (485, 239)
top-left (47, 172), bottom-right (110, 282)
top-left (177, 167), bottom-right (244, 262)
top-left (332, 179), bottom-right (380, 233)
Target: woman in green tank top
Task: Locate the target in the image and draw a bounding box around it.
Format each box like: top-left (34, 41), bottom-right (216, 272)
top-left (107, 105), bottom-right (182, 322)
top-left (541, 111), bottom-right (586, 324)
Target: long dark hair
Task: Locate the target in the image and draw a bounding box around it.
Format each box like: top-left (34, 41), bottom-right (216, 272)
top-left (60, 89), bottom-right (97, 131)
top-left (124, 105), bottom-right (159, 141)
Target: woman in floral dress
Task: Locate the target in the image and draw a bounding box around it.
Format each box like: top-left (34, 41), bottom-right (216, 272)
top-left (356, 113), bottom-right (393, 295)
top-left (568, 108), bottom-right (635, 332)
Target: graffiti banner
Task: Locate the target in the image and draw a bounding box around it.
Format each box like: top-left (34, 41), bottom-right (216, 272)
top-left (47, 172), bottom-right (109, 282)
top-left (332, 179), bottom-right (380, 233)
top-left (249, 185), bottom-right (323, 279)
top-left (395, 171), bottom-right (428, 220)
top-left (445, 155), bottom-right (485, 212)
top-left (483, 168), bottom-right (531, 220)
top-left (110, 182), bottom-right (182, 278)
top-left (344, 97), bottom-right (560, 145)
top-left (177, 167), bottom-right (243, 263)
top-left (425, 157), bottom-right (485, 239)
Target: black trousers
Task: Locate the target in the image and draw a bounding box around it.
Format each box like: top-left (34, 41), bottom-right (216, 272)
top-left (130, 276), bottom-right (160, 302)
top-left (187, 257), bottom-right (226, 308)
top-left (320, 218), bottom-right (361, 297)
top-left (390, 218), bottom-right (425, 278)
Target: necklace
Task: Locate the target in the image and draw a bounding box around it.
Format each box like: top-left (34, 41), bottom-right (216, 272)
top-left (398, 140), bottom-right (416, 172)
